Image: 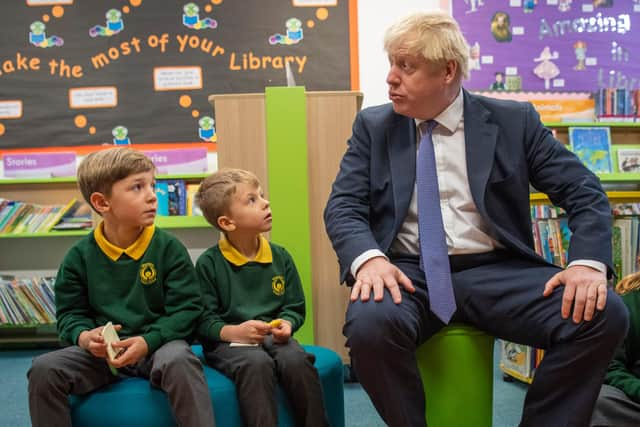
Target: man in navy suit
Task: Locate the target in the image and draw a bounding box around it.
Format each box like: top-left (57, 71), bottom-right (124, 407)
top-left (324, 11), bottom-right (628, 427)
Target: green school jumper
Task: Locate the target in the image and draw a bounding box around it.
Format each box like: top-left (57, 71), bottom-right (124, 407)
top-left (55, 223), bottom-right (202, 352)
top-left (605, 290), bottom-right (640, 402)
top-left (196, 235), bottom-right (305, 347)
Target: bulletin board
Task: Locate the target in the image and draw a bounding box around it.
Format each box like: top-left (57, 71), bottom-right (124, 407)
top-left (452, 1), bottom-right (640, 93)
top-left (0, 0), bottom-right (356, 151)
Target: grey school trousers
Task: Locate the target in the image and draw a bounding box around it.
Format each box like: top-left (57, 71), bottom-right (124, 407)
top-left (27, 340), bottom-right (215, 427)
top-left (203, 336), bottom-right (329, 427)
top-left (591, 384), bottom-right (640, 427)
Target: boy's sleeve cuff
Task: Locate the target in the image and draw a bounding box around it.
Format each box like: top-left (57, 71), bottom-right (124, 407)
top-left (210, 322), bottom-right (225, 341)
top-left (143, 332), bottom-right (163, 353)
top-left (281, 316), bottom-right (299, 333)
top-left (71, 326), bottom-right (92, 346)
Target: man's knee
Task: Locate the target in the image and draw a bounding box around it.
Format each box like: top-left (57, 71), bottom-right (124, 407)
top-left (344, 298), bottom-right (417, 352)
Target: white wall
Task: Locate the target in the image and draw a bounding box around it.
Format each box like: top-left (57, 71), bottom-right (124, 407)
top-left (357, 0), bottom-right (448, 108)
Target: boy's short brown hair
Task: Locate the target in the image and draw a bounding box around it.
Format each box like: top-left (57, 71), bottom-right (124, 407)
top-left (196, 168), bottom-right (261, 230)
top-left (77, 147), bottom-right (155, 210)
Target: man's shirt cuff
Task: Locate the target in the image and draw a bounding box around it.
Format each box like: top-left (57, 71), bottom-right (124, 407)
top-left (567, 259), bottom-right (606, 274)
top-left (351, 249), bottom-right (388, 278)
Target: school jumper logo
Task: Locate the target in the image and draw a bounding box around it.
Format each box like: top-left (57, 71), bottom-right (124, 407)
top-left (139, 263), bottom-right (157, 285)
top-left (272, 275), bottom-right (285, 296)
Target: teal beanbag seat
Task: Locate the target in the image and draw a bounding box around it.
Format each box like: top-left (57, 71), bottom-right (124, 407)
top-left (70, 345), bottom-right (344, 427)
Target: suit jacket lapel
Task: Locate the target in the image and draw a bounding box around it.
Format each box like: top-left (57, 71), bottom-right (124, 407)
top-left (388, 116), bottom-right (416, 235)
top-left (463, 91), bottom-right (498, 214)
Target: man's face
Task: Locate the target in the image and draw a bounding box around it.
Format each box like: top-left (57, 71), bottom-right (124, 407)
top-left (386, 47), bottom-right (450, 120)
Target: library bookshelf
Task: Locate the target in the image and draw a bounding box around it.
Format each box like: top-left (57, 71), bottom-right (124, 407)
top-left (0, 173), bottom-right (213, 347)
top-left (500, 122), bottom-right (640, 383)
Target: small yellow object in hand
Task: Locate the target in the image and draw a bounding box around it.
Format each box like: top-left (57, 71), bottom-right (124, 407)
top-left (268, 319), bottom-right (282, 328)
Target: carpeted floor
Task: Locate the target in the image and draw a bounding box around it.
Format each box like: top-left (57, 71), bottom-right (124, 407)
top-left (0, 344), bottom-right (527, 426)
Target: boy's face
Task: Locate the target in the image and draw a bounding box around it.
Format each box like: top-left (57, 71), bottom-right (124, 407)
top-left (224, 182), bottom-right (272, 234)
top-left (102, 171), bottom-right (157, 227)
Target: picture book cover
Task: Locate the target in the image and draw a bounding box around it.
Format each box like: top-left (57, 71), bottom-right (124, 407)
top-left (167, 180), bottom-right (186, 216)
top-left (615, 146), bottom-right (640, 173)
top-left (155, 181), bottom-right (169, 216)
top-left (500, 340), bottom-right (532, 380)
top-left (569, 127), bottom-right (613, 174)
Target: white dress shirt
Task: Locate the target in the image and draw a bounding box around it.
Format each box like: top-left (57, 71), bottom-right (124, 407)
top-left (351, 90), bottom-right (605, 277)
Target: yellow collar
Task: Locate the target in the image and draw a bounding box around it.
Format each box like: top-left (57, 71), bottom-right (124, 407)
top-left (94, 222), bottom-right (156, 261)
top-left (219, 235), bottom-right (272, 266)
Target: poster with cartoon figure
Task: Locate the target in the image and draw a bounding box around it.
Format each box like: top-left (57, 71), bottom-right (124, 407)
top-left (0, 0), bottom-right (354, 150)
top-left (452, 2), bottom-right (640, 92)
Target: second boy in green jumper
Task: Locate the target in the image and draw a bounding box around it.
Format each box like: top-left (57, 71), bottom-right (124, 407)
top-left (27, 148), bottom-right (215, 427)
top-left (195, 168), bottom-right (329, 427)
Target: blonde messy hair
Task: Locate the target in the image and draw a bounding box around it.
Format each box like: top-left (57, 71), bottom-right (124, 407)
top-left (383, 11), bottom-right (470, 81)
top-left (196, 168), bottom-right (261, 230)
top-left (616, 272), bottom-right (640, 295)
top-left (77, 147), bottom-right (155, 212)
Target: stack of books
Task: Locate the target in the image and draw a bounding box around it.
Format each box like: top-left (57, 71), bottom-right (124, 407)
top-left (0, 276), bottom-right (56, 325)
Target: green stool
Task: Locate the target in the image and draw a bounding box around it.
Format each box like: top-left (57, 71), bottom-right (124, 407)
top-left (417, 324), bottom-right (494, 427)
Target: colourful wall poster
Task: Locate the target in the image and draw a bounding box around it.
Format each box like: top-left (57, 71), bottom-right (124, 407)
top-left (0, 0), bottom-right (355, 150)
top-left (453, 1), bottom-right (640, 93)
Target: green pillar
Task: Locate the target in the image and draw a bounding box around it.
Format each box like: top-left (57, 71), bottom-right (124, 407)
top-left (264, 86), bottom-right (314, 344)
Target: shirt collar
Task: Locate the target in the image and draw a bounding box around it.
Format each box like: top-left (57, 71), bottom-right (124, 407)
top-left (94, 222), bottom-right (156, 261)
top-left (219, 234), bottom-right (273, 266)
top-left (414, 88), bottom-right (464, 135)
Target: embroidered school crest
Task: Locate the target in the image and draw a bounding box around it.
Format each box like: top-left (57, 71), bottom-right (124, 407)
top-left (272, 275), bottom-right (285, 296)
top-left (139, 262), bottom-right (157, 285)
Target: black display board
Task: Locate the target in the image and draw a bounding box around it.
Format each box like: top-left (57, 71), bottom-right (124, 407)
top-left (0, 0), bottom-right (352, 149)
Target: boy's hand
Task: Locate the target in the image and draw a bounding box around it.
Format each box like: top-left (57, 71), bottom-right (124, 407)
top-left (109, 336), bottom-right (149, 368)
top-left (271, 319), bottom-right (292, 344)
top-left (221, 320), bottom-right (271, 344)
top-left (78, 324), bottom-right (122, 358)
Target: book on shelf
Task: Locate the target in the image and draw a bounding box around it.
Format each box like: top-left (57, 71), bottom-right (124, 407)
top-left (568, 126), bottom-right (613, 174)
top-left (0, 197), bottom-right (82, 235)
top-left (186, 184), bottom-right (202, 216)
top-left (594, 88), bottom-right (639, 121)
top-left (615, 146), bottom-right (640, 174)
top-left (0, 277), bottom-right (56, 326)
top-left (167, 180), bottom-right (186, 216)
top-left (156, 181), bottom-right (169, 216)
top-left (156, 179), bottom-right (187, 216)
top-left (50, 199), bottom-right (92, 231)
top-left (500, 340), bottom-right (534, 379)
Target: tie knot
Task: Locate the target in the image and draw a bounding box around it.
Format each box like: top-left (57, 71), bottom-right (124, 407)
top-left (420, 120), bottom-right (438, 137)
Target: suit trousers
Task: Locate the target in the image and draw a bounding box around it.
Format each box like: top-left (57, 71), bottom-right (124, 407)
top-left (343, 253), bottom-right (629, 427)
top-left (203, 336), bottom-right (329, 427)
top-left (27, 340), bottom-right (215, 427)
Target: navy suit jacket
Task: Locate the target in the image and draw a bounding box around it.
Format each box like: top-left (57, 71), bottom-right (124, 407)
top-left (324, 90), bottom-right (613, 284)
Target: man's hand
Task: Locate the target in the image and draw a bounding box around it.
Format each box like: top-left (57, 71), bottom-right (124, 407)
top-left (543, 265), bottom-right (608, 323)
top-left (270, 319), bottom-right (292, 344)
top-left (220, 320), bottom-right (271, 344)
top-left (78, 324), bottom-right (122, 358)
top-left (352, 257), bottom-right (414, 304)
top-left (109, 336), bottom-right (149, 368)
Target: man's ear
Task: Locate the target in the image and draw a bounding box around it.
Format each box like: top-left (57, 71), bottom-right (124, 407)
top-left (90, 192), bottom-right (110, 214)
top-left (217, 215), bottom-right (236, 232)
top-left (443, 60), bottom-right (458, 84)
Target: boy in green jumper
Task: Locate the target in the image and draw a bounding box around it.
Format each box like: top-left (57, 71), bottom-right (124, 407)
top-left (27, 147), bottom-right (215, 427)
top-left (591, 272), bottom-right (640, 426)
top-left (195, 168), bottom-right (328, 427)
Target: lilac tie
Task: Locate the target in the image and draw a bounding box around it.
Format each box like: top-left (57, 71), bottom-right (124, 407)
top-left (417, 120), bottom-right (456, 323)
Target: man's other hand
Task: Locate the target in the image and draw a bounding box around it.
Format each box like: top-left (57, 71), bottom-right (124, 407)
top-left (352, 257), bottom-right (414, 304)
